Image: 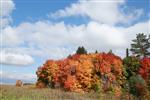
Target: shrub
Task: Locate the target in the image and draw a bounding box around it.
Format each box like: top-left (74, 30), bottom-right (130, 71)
top-left (36, 60), bottom-right (59, 87)
top-left (123, 56), bottom-right (140, 79)
top-left (91, 83), bottom-right (101, 92)
top-left (128, 74), bottom-right (148, 97)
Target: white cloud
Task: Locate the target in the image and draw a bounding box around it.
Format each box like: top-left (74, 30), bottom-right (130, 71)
top-left (0, 71), bottom-right (36, 82)
top-left (0, 0), bottom-right (15, 28)
top-left (1, 20), bottom-right (149, 59)
top-left (0, 0), bottom-right (149, 64)
top-left (1, 21), bottom-right (126, 58)
top-left (50, 0), bottom-right (143, 25)
top-left (1, 26), bottom-right (23, 46)
top-left (1, 17), bottom-right (12, 28)
top-left (85, 21), bottom-right (127, 49)
top-left (4, 21), bottom-right (126, 48)
top-left (123, 20), bottom-right (150, 46)
top-left (0, 0), bottom-right (15, 17)
top-left (0, 52), bottom-right (34, 65)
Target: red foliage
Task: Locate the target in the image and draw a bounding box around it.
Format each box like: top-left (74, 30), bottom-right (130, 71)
top-left (69, 54), bottom-right (80, 60)
top-left (36, 53), bottom-right (124, 94)
top-left (64, 75), bottom-right (76, 91)
top-left (139, 57), bottom-right (150, 81)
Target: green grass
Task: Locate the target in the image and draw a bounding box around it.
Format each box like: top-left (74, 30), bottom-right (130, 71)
top-left (0, 85), bottom-right (142, 100)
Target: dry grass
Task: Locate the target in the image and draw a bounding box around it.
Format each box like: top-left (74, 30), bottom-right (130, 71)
top-left (0, 85), bottom-right (139, 100)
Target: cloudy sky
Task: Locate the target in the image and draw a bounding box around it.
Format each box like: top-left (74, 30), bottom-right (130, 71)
top-left (0, 0), bottom-right (149, 84)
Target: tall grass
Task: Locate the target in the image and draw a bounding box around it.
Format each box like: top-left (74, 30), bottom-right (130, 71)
top-left (0, 85), bottom-right (137, 100)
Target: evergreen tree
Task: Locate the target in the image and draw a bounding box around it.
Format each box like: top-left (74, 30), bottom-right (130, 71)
top-left (95, 50), bottom-right (98, 54)
top-left (108, 49), bottom-right (113, 54)
top-left (67, 54), bottom-right (72, 58)
top-left (130, 33), bottom-right (150, 58)
top-left (76, 46), bottom-right (87, 54)
top-left (126, 48), bottom-right (129, 57)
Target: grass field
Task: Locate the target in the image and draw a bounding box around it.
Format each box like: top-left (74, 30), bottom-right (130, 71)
top-left (0, 85), bottom-right (144, 100)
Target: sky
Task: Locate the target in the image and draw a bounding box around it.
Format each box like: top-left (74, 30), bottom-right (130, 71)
top-left (0, 0), bottom-right (150, 84)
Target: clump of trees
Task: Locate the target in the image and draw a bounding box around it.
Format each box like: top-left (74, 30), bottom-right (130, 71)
top-left (76, 46), bottom-right (87, 54)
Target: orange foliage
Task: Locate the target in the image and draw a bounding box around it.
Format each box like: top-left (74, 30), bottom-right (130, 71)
top-left (36, 53), bottom-right (124, 95)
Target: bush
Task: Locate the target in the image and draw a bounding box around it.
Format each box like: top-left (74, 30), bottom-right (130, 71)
top-left (128, 75), bottom-right (148, 97)
top-left (123, 56), bottom-right (140, 79)
top-left (91, 82), bottom-right (101, 92)
top-left (36, 60), bottom-right (59, 87)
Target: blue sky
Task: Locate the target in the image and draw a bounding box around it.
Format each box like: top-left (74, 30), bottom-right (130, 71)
top-left (12, 0), bottom-right (77, 25)
top-left (1, 0), bottom-right (150, 84)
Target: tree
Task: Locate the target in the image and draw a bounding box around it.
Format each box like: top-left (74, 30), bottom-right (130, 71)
top-left (67, 54), bottom-right (72, 58)
top-left (95, 50), bottom-right (98, 54)
top-left (76, 46), bottom-right (87, 54)
top-left (108, 49), bottom-right (113, 54)
top-left (130, 33), bottom-right (150, 58)
top-left (126, 48), bottom-right (129, 57)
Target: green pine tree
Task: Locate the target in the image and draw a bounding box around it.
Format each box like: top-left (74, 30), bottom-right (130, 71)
top-left (108, 49), bottom-right (113, 54)
top-left (95, 50), bottom-right (98, 54)
top-left (130, 33), bottom-right (150, 58)
top-left (76, 46), bottom-right (87, 54)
